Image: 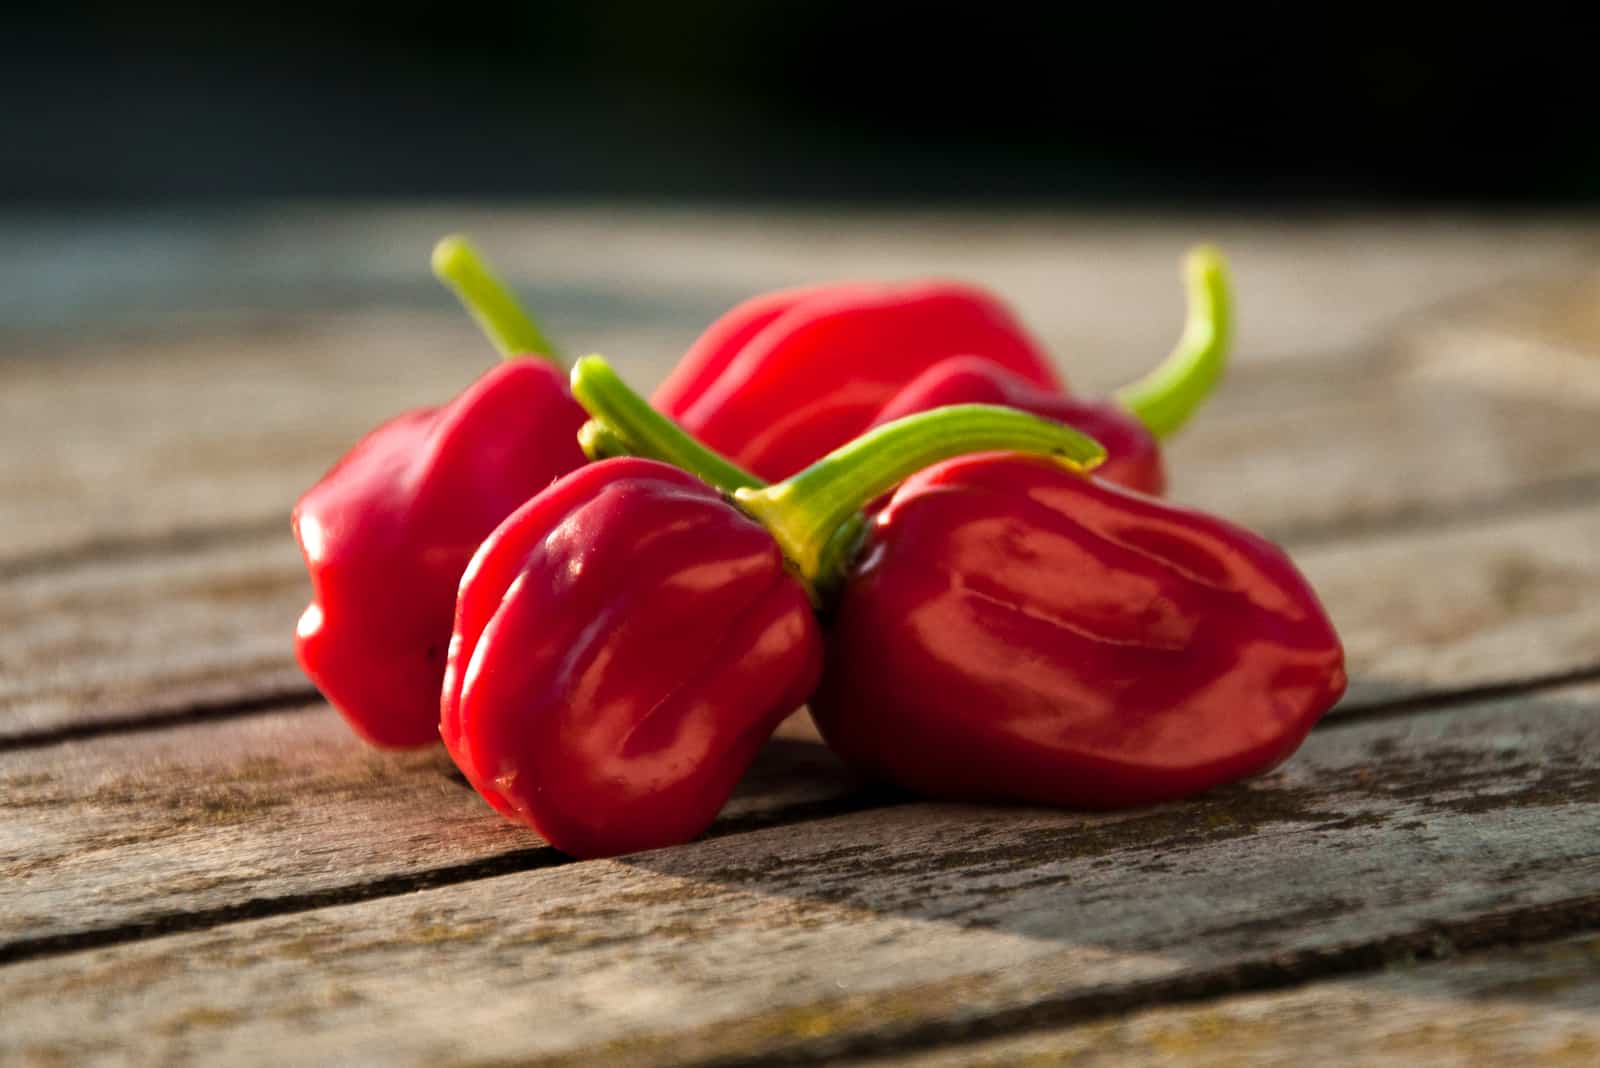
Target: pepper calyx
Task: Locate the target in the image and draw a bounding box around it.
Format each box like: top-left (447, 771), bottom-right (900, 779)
top-left (570, 356), bottom-right (763, 493)
top-left (735, 404), bottom-right (1106, 588)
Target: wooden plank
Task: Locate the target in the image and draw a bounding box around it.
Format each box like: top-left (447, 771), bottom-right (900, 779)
top-left (0, 531), bottom-right (309, 740)
top-left (8, 480), bottom-right (1598, 740)
top-left (0, 705), bottom-right (861, 950)
top-left (1421, 264), bottom-right (1600, 364)
top-left (3, 682), bottom-right (1597, 1066)
top-left (5, 215), bottom-right (1599, 565)
top-left (1170, 363), bottom-right (1600, 542)
top-left (0, 314), bottom-right (681, 567)
top-left (837, 936), bottom-right (1600, 1067)
top-left (1408, 310), bottom-right (1600, 420)
top-left (1298, 496), bottom-right (1600, 706)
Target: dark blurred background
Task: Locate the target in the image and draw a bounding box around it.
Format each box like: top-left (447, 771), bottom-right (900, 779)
top-left (4, 3), bottom-right (1598, 206)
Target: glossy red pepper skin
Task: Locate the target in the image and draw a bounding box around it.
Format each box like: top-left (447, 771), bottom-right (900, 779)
top-left (292, 361), bottom-right (588, 748)
top-left (440, 458), bottom-right (822, 858)
top-left (811, 454), bottom-right (1346, 808)
top-left (868, 356), bottom-right (1165, 495)
top-left (654, 282), bottom-right (1064, 482)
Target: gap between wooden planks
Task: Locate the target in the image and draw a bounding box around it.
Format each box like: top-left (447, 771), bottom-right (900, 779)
top-left (2, 681), bottom-right (1597, 1066)
top-left (0, 711), bottom-right (876, 953)
top-left (824, 935), bottom-right (1600, 1067)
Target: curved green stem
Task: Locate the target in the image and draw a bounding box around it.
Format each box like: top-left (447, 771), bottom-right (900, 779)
top-left (431, 235), bottom-right (560, 364)
top-left (735, 406), bottom-right (1105, 586)
top-left (569, 356), bottom-right (762, 493)
top-left (1113, 244), bottom-right (1232, 439)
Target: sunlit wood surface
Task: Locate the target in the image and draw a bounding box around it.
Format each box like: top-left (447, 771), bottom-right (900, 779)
top-left (4, 208), bottom-right (1600, 1065)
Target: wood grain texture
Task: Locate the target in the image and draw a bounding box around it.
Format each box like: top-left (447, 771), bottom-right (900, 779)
top-left (0, 705), bottom-right (862, 949)
top-left (1169, 363), bottom-right (1600, 543)
top-left (7, 478), bottom-right (1598, 740)
top-left (1297, 496), bottom-right (1600, 706)
top-left (841, 936), bottom-right (1600, 1067)
top-left (3, 682), bottom-right (1597, 1066)
top-left (1417, 263), bottom-right (1600, 366)
top-left (0, 314), bottom-right (680, 567)
top-left (1, 531), bottom-right (309, 739)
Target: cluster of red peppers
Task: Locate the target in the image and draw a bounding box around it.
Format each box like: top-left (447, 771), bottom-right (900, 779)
top-left (292, 237), bottom-right (1346, 858)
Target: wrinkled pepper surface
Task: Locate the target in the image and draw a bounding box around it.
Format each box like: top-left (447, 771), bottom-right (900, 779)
top-left (293, 239), bottom-right (584, 746)
top-left (808, 453), bottom-right (1348, 808)
top-left (441, 358), bottom-right (1105, 857)
top-left (439, 457), bottom-right (821, 857)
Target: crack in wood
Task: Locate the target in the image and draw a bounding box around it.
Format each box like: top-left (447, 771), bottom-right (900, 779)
top-left (1327, 662), bottom-right (1600, 724)
top-left (1259, 471), bottom-right (1600, 553)
top-left (0, 849), bottom-right (567, 968)
top-left (0, 788), bottom-right (901, 968)
top-left (0, 684), bottom-right (320, 752)
top-left (690, 895), bottom-right (1600, 1068)
top-left (7, 656), bottom-right (1599, 760)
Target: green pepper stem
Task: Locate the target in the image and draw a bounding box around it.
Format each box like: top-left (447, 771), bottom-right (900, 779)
top-left (569, 356), bottom-right (763, 493)
top-left (431, 235), bottom-right (560, 365)
top-left (735, 406), bottom-right (1106, 586)
top-left (813, 513), bottom-right (868, 603)
top-left (577, 421), bottom-right (634, 463)
top-left (1113, 245), bottom-right (1232, 439)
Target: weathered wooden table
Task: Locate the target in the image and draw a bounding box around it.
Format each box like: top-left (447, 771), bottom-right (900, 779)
top-left (4, 208), bottom-right (1600, 1066)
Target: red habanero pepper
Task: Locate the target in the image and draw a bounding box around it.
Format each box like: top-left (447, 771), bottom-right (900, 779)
top-left (652, 246), bottom-right (1230, 488)
top-left (653, 280), bottom-right (1064, 482)
top-left (647, 282), bottom-right (875, 413)
top-left (440, 357), bottom-right (1106, 857)
top-left (293, 238), bottom-right (585, 747)
top-left (795, 453), bottom-right (1347, 809)
top-left (439, 457), bottom-right (821, 854)
top-left (864, 247), bottom-right (1234, 497)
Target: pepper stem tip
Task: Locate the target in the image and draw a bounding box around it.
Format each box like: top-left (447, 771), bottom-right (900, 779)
top-left (431, 233), bottom-right (560, 366)
top-left (1114, 244), bottom-right (1232, 439)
